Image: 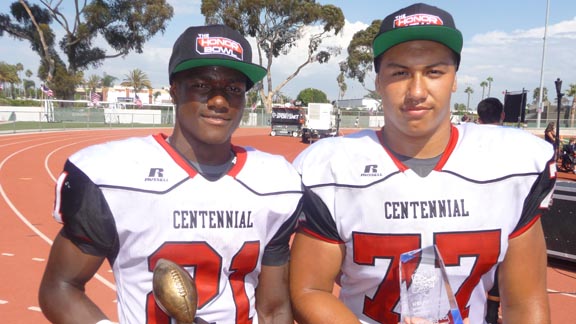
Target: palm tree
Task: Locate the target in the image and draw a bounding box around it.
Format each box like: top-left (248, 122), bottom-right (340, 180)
top-left (566, 83), bottom-right (576, 128)
top-left (86, 75), bottom-right (101, 92)
top-left (121, 69), bottom-right (152, 99)
top-left (486, 76), bottom-right (494, 97)
top-left (464, 86), bottom-right (474, 111)
top-left (101, 73), bottom-right (118, 88)
top-left (480, 81), bottom-right (488, 100)
top-left (153, 91), bottom-right (162, 104)
top-left (84, 74), bottom-right (101, 102)
top-left (15, 63), bottom-right (23, 97)
top-left (25, 69), bottom-right (33, 97)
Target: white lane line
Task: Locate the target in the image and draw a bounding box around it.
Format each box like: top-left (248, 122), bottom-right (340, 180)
top-left (28, 306), bottom-right (42, 312)
top-left (0, 138), bottom-right (116, 291)
top-left (1, 253), bottom-right (14, 256)
top-left (32, 258), bottom-right (45, 262)
top-left (0, 300), bottom-right (8, 304)
top-left (548, 288), bottom-right (576, 299)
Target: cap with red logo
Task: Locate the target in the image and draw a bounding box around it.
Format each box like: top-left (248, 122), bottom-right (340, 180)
top-left (169, 24), bottom-right (266, 89)
top-left (372, 3), bottom-right (462, 70)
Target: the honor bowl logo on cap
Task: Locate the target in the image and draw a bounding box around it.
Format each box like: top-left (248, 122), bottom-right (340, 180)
top-left (196, 34), bottom-right (244, 61)
top-left (394, 13), bottom-right (444, 28)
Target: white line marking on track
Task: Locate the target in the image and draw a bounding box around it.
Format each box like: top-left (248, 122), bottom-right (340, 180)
top-left (32, 258), bottom-right (45, 262)
top-left (0, 300), bottom-right (8, 304)
top-left (548, 288), bottom-right (576, 299)
top-left (1, 253), bottom-right (14, 256)
top-left (0, 137), bottom-right (116, 291)
top-left (28, 306), bottom-right (42, 312)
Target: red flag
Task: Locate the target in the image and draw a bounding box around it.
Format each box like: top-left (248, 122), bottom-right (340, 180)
top-left (41, 84), bottom-right (53, 97)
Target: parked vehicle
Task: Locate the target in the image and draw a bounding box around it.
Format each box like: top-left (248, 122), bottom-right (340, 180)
top-left (301, 103), bottom-right (338, 143)
top-left (269, 106), bottom-right (305, 137)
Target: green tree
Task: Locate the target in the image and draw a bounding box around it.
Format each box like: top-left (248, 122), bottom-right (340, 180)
top-left (23, 79), bottom-right (35, 98)
top-left (337, 62), bottom-right (347, 101)
top-left (121, 68), bottom-right (152, 98)
top-left (85, 75), bottom-right (101, 92)
top-left (533, 87), bottom-right (548, 104)
top-left (201, 0), bottom-right (345, 112)
top-left (246, 82), bottom-right (262, 109)
top-left (453, 103), bottom-right (467, 114)
top-left (101, 73), bottom-right (118, 88)
top-left (480, 80), bottom-right (488, 100)
top-left (464, 86), bottom-right (474, 110)
top-left (486, 76), bottom-right (494, 97)
top-left (564, 83), bottom-right (576, 128)
top-left (15, 62), bottom-right (23, 97)
top-left (153, 91), bottom-right (162, 104)
top-left (0, 0), bottom-right (173, 99)
top-left (297, 88), bottom-right (328, 105)
top-left (0, 62), bottom-right (21, 98)
top-left (341, 19), bottom-right (381, 96)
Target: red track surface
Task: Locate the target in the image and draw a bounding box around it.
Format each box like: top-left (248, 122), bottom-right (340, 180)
top-left (0, 127), bottom-right (574, 323)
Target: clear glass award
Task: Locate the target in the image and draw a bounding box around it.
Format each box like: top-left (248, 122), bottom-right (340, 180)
top-left (399, 245), bottom-right (463, 324)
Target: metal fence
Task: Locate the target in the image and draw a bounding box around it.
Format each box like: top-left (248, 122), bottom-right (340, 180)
top-left (1, 104), bottom-right (575, 135)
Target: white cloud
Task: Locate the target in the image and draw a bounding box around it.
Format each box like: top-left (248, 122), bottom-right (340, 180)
top-left (454, 17), bottom-right (576, 108)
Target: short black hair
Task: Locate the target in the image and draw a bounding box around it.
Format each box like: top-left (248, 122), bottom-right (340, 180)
top-left (477, 97), bottom-right (503, 124)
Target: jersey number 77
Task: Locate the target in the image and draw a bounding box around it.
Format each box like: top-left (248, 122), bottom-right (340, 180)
top-left (353, 230), bottom-right (500, 323)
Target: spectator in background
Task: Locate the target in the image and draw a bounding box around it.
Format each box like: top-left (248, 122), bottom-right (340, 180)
top-left (544, 121), bottom-right (556, 146)
top-left (561, 137), bottom-right (576, 173)
top-left (477, 97), bottom-right (504, 125)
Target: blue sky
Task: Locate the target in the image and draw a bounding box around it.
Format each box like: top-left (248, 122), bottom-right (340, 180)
top-left (1, 0), bottom-right (575, 108)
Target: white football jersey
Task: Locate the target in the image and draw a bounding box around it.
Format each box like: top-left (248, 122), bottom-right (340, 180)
top-left (53, 134), bottom-right (303, 324)
top-left (293, 124), bottom-right (556, 324)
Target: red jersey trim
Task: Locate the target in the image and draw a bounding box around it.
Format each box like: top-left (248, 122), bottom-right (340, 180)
top-left (229, 145), bottom-right (247, 178)
top-left (376, 126), bottom-right (459, 172)
top-left (300, 227), bottom-right (344, 244)
top-left (153, 133), bottom-right (199, 178)
top-left (509, 214), bottom-right (540, 239)
top-left (153, 134), bottom-right (247, 178)
top-left (435, 126), bottom-right (459, 171)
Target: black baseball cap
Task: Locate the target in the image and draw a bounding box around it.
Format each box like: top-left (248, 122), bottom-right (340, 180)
top-left (373, 3), bottom-right (463, 71)
top-left (169, 24), bottom-right (267, 89)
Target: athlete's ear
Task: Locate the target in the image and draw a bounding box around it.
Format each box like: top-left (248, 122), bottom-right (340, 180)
top-left (169, 82), bottom-right (178, 104)
top-left (451, 74), bottom-right (458, 93)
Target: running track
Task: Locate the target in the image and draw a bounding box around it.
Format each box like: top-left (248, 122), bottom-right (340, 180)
top-left (0, 128), bottom-right (574, 323)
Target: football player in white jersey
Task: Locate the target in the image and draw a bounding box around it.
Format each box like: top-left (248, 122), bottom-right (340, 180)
top-left (290, 3), bottom-right (555, 324)
top-left (39, 25), bottom-right (303, 324)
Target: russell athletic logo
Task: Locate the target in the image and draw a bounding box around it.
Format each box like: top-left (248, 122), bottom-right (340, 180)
top-left (196, 34), bottom-right (244, 61)
top-left (145, 168), bottom-right (168, 182)
top-left (361, 164), bottom-right (382, 177)
top-left (394, 13), bottom-right (443, 28)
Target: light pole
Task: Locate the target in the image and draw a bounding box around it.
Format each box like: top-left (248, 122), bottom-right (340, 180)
top-left (554, 78), bottom-right (563, 160)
